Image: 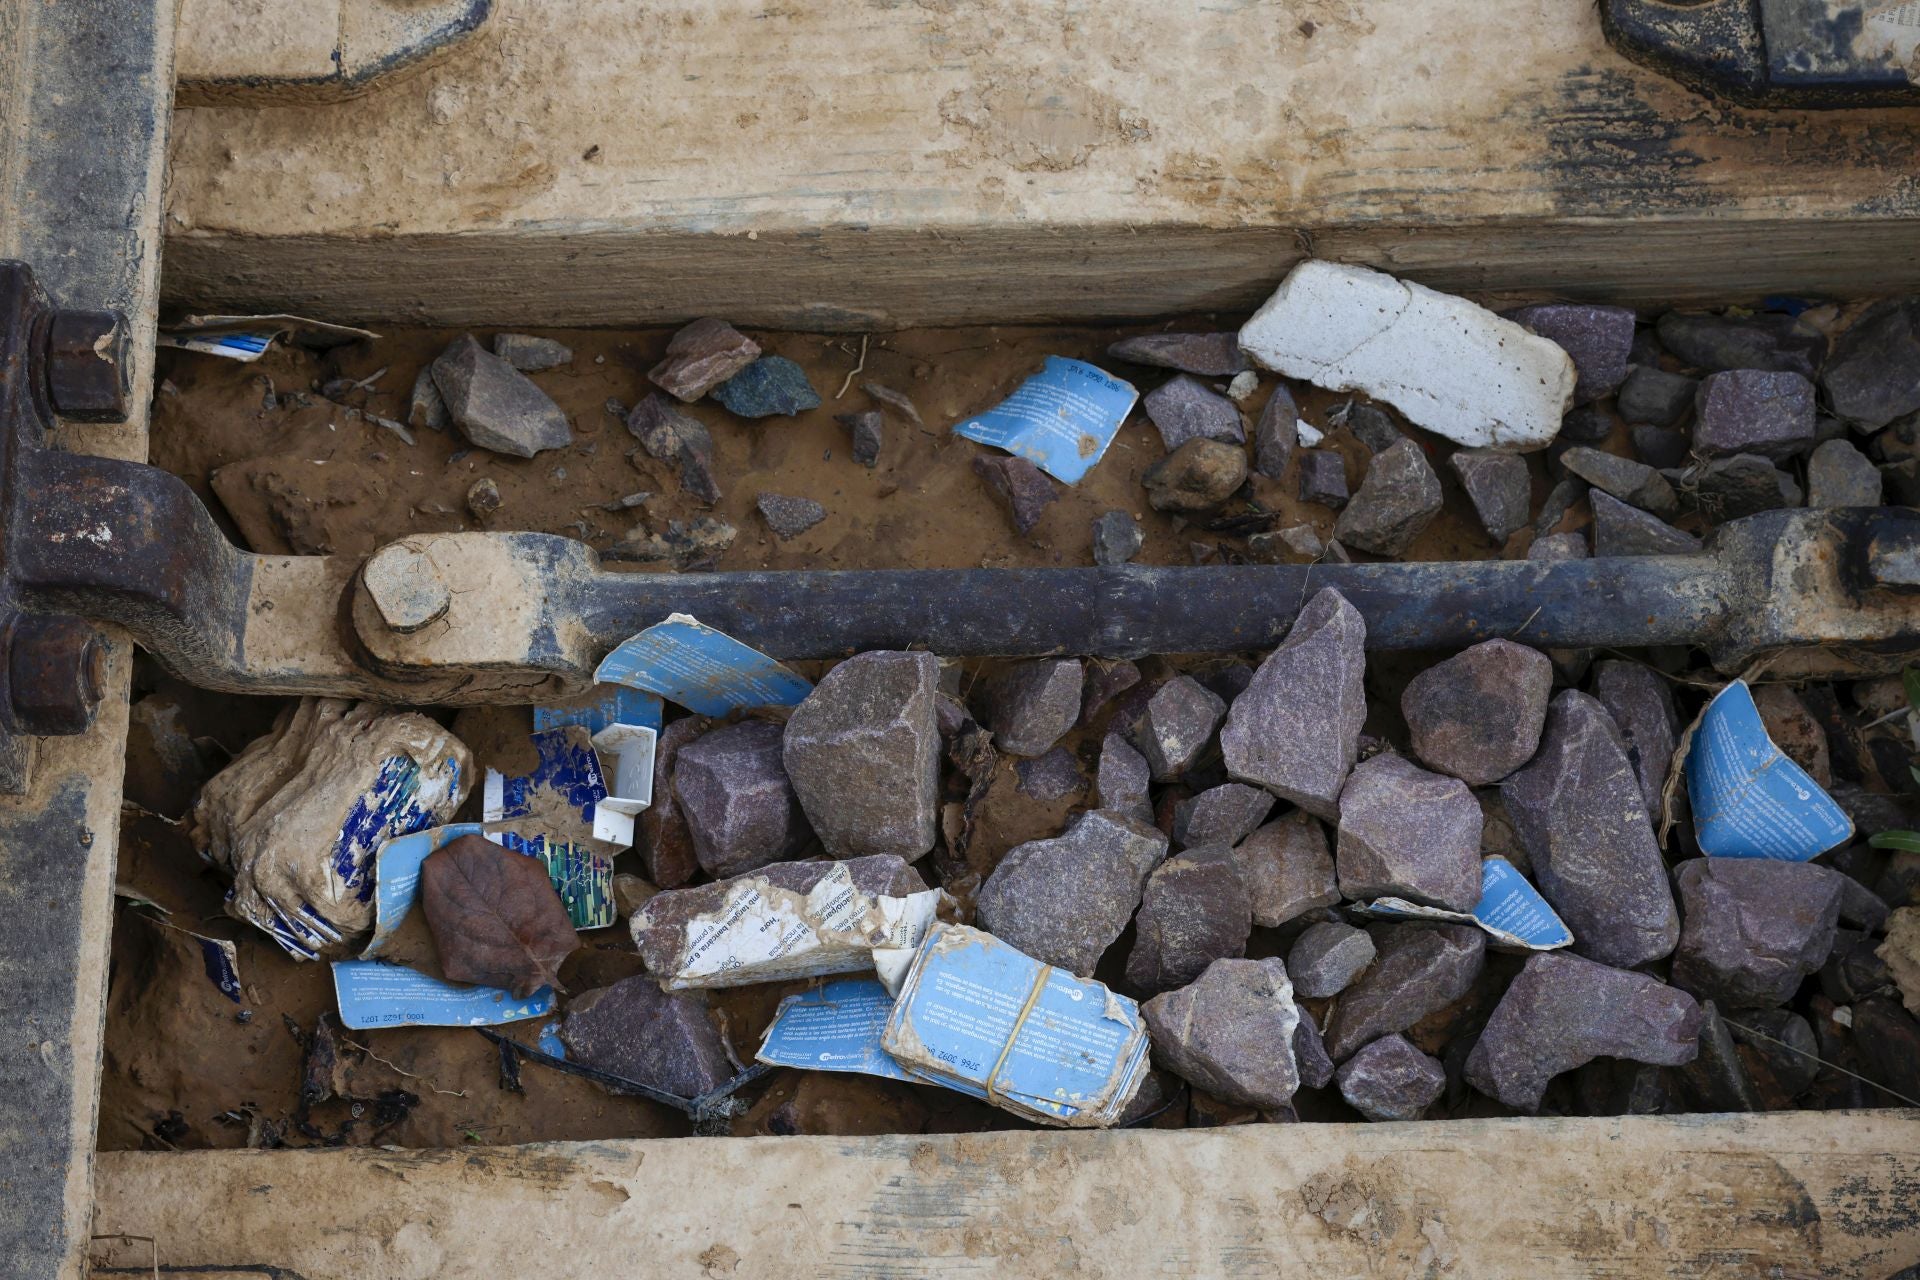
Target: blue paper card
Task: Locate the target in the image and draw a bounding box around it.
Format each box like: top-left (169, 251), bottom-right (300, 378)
top-left (1356, 857), bottom-right (1572, 951)
top-left (593, 614), bottom-right (812, 715)
top-left (1687, 681), bottom-right (1853, 861)
top-left (757, 977), bottom-right (915, 1081)
top-left (331, 961), bottom-right (553, 1030)
top-left (881, 925), bottom-right (1149, 1126)
top-left (483, 727), bottom-right (607, 829)
top-left (534, 684), bottom-right (665, 736)
top-left (363, 823), bottom-right (483, 958)
top-left (951, 356), bottom-right (1139, 485)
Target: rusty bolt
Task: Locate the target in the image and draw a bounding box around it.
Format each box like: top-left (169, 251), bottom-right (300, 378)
top-left (9, 614), bottom-right (108, 735)
top-left (45, 309), bottom-right (131, 423)
top-left (362, 541), bottom-right (451, 633)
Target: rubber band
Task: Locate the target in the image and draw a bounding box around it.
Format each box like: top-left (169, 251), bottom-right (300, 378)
top-left (985, 963), bottom-right (1052, 1107)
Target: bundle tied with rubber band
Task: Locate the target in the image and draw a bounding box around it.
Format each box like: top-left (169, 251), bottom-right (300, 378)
top-left (878, 923), bottom-right (1150, 1127)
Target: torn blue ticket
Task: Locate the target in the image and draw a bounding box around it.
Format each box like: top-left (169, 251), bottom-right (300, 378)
top-left (951, 357), bottom-right (1138, 484)
top-left (1354, 856), bottom-right (1572, 951)
top-left (483, 724), bottom-right (631, 846)
top-left (535, 684), bottom-right (665, 736)
top-left (1687, 681), bottom-right (1853, 861)
top-left (880, 924), bottom-right (1150, 1127)
top-left (594, 614), bottom-right (812, 715)
top-left (331, 961), bottom-right (553, 1030)
top-left (757, 977), bottom-right (916, 1082)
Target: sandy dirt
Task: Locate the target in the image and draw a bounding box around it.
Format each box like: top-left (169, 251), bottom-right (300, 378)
top-left (102, 315), bottom-right (1627, 1151)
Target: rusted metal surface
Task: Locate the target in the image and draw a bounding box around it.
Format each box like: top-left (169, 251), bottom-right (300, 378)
top-left (1605, 0), bottom-right (1920, 107)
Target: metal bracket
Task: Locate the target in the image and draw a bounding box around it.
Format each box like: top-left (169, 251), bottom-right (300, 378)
top-left (1603, 0), bottom-right (1920, 108)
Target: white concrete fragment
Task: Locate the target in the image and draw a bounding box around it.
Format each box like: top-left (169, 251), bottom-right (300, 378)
top-left (1238, 262), bottom-right (1575, 452)
top-left (1296, 419), bottom-right (1325, 447)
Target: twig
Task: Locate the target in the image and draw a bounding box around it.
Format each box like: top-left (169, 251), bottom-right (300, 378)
top-left (1722, 1017), bottom-right (1920, 1109)
top-left (90, 1233), bottom-right (159, 1280)
top-left (1509, 605), bottom-right (1543, 639)
top-left (835, 334), bottom-right (869, 399)
top-left (341, 1035), bottom-right (468, 1098)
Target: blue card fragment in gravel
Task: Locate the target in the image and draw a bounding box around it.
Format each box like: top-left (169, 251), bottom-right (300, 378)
top-left (757, 977), bottom-right (915, 1082)
top-left (1687, 681), bottom-right (1853, 861)
top-left (952, 357), bottom-right (1139, 484)
top-left (332, 962), bottom-right (553, 1030)
top-left (594, 613), bottom-right (812, 715)
top-left (880, 924), bottom-right (1150, 1127)
top-left (534, 683), bottom-right (664, 736)
top-left (1355, 856), bottom-right (1572, 951)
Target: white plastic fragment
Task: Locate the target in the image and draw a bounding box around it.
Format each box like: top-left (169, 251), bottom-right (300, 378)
top-left (1296, 419), bottom-right (1325, 448)
top-left (1238, 261), bottom-right (1575, 452)
top-left (591, 724), bottom-right (658, 818)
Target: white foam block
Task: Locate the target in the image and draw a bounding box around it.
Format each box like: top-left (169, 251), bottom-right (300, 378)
top-left (1238, 261), bottom-right (1575, 452)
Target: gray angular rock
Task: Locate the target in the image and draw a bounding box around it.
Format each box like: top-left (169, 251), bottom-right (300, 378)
top-left (1108, 332), bottom-right (1250, 377)
top-left (1081, 659), bottom-right (1143, 725)
top-left (861, 381), bottom-right (924, 429)
top-left (1672, 858), bottom-right (1846, 1007)
top-left (1590, 489), bottom-right (1701, 557)
top-left (1092, 510), bottom-right (1144, 566)
top-left (1630, 424), bottom-right (1690, 470)
top-left (1252, 386), bottom-right (1297, 479)
top-left (649, 317), bottom-right (762, 402)
top-left (1500, 690), bottom-right (1680, 967)
top-left (408, 364), bottom-right (449, 432)
top-left (1096, 731), bottom-right (1153, 823)
top-left (1142, 957), bottom-right (1300, 1109)
top-left (1231, 811), bottom-right (1338, 927)
top-left (1560, 446), bottom-right (1678, 518)
top-left (1533, 476), bottom-right (1587, 535)
top-left (1403, 639), bottom-right (1554, 786)
top-left (1666, 453), bottom-right (1801, 522)
top-left (430, 334), bottom-right (572, 458)
top-left (1134, 675), bottom-right (1227, 781)
top-left (712, 355), bottom-right (821, 417)
top-left (1616, 364), bottom-right (1698, 427)
top-left (1509, 303), bottom-right (1636, 404)
top-left (1821, 298), bottom-right (1920, 430)
top-left (1288, 920), bottom-right (1376, 999)
top-left (1015, 747), bottom-right (1086, 803)
top-left (1278, 524), bottom-right (1324, 559)
top-left (1298, 449), bottom-right (1349, 509)
top-left (1806, 438), bottom-right (1883, 508)
top-left (1127, 844), bottom-right (1253, 994)
top-left (1337, 1034), bottom-right (1446, 1121)
top-left (1528, 530), bottom-right (1589, 560)
top-left (1335, 754), bottom-right (1483, 911)
top-left (1172, 783), bottom-right (1275, 849)
top-left (1334, 438), bottom-right (1442, 557)
top-left (1143, 374), bottom-right (1247, 451)
top-left (560, 976), bottom-right (733, 1099)
top-left (1655, 311), bottom-right (1826, 378)
top-left (1344, 403), bottom-right (1403, 454)
top-left (1677, 999), bottom-right (1762, 1113)
top-left (1143, 438), bottom-right (1247, 512)
top-left (1465, 950), bottom-right (1702, 1111)
top-left (782, 650), bottom-right (940, 859)
top-left (755, 492), bottom-right (827, 539)
top-left (984, 658), bottom-right (1083, 757)
top-left (640, 715), bottom-right (707, 888)
top-left (1591, 659), bottom-right (1680, 820)
top-left (1693, 370), bottom-right (1817, 461)
top-left (1324, 923), bottom-right (1485, 1061)
top-left (1293, 1008), bottom-right (1337, 1089)
top-left (675, 719), bottom-right (812, 878)
top-left (1221, 587), bottom-right (1367, 820)
top-left (1729, 1007), bottom-right (1821, 1100)
top-left (492, 333), bottom-right (573, 371)
top-left (834, 410), bottom-right (883, 467)
top-left (1558, 403), bottom-right (1616, 444)
top-left (1449, 449), bottom-right (1532, 545)
top-left (976, 808), bottom-right (1169, 977)
top-left (626, 392), bottom-right (721, 504)
top-left (972, 454), bottom-right (1057, 535)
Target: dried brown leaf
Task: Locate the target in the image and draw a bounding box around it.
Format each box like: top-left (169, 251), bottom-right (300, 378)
top-left (420, 834), bottom-right (579, 999)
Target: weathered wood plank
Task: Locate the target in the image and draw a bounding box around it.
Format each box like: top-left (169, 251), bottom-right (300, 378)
top-left (0, 3), bottom-right (172, 1277)
top-left (160, 0), bottom-right (1920, 326)
top-left (92, 1112), bottom-right (1920, 1277)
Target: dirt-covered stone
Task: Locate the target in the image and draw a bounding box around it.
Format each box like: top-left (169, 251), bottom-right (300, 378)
top-left (648, 317), bottom-right (761, 401)
top-left (1337, 1033), bottom-right (1446, 1121)
top-left (560, 976), bottom-right (733, 1099)
top-left (1108, 332), bottom-right (1250, 377)
top-left (1465, 951), bottom-right (1702, 1112)
top-left (983, 658), bottom-right (1083, 757)
top-left (1449, 449), bottom-right (1531, 545)
top-left (675, 719), bottom-right (812, 877)
top-left (1335, 753), bottom-right (1482, 911)
top-left (1672, 858), bottom-right (1846, 1007)
top-left (1693, 369), bottom-right (1817, 460)
top-left (976, 808), bottom-right (1169, 977)
top-left (1142, 957), bottom-right (1300, 1109)
top-left (1096, 731), bottom-right (1153, 823)
top-left (1402, 639), bottom-right (1553, 785)
top-left (971, 454), bottom-right (1058, 535)
top-left (1143, 438), bottom-right (1248, 512)
top-left (1820, 298), bottom-right (1920, 430)
top-left (1616, 365), bottom-right (1697, 427)
top-left (1298, 450), bottom-right (1349, 509)
top-left (1134, 674), bottom-right (1227, 781)
top-left (1323, 923), bottom-right (1485, 1061)
top-left (1253, 387), bottom-right (1297, 479)
top-left (1143, 374), bottom-right (1246, 450)
top-left (783, 651), bottom-right (940, 859)
top-left (1287, 920), bottom-right (1376, 999)
top-left (1127, 844), bottom-right (1253, 995)
top-left (1589, 490), bottom-right (1701, 557)
top-left (713, 355), bottom-right (821, 417)
top-left (1560, 446), bottom-right (1678, 519)
top-left (1334, 438), bottom-right (1442, 556)
top-left (1509, 303), bottom-right (1635, 404)
top-left (1220, 587), bottom-right (1366, 820)
top-left (1230, 811), bottom-right (1339, 927)
top-left (1092, 510), bottom-right (1144, 566)
top-left (1172, 783), bottom-right (1275, 849)
top-left (430, 334), bottom-right (572, 458)
top-left (1591, 659), bottom-right (1679, 820)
